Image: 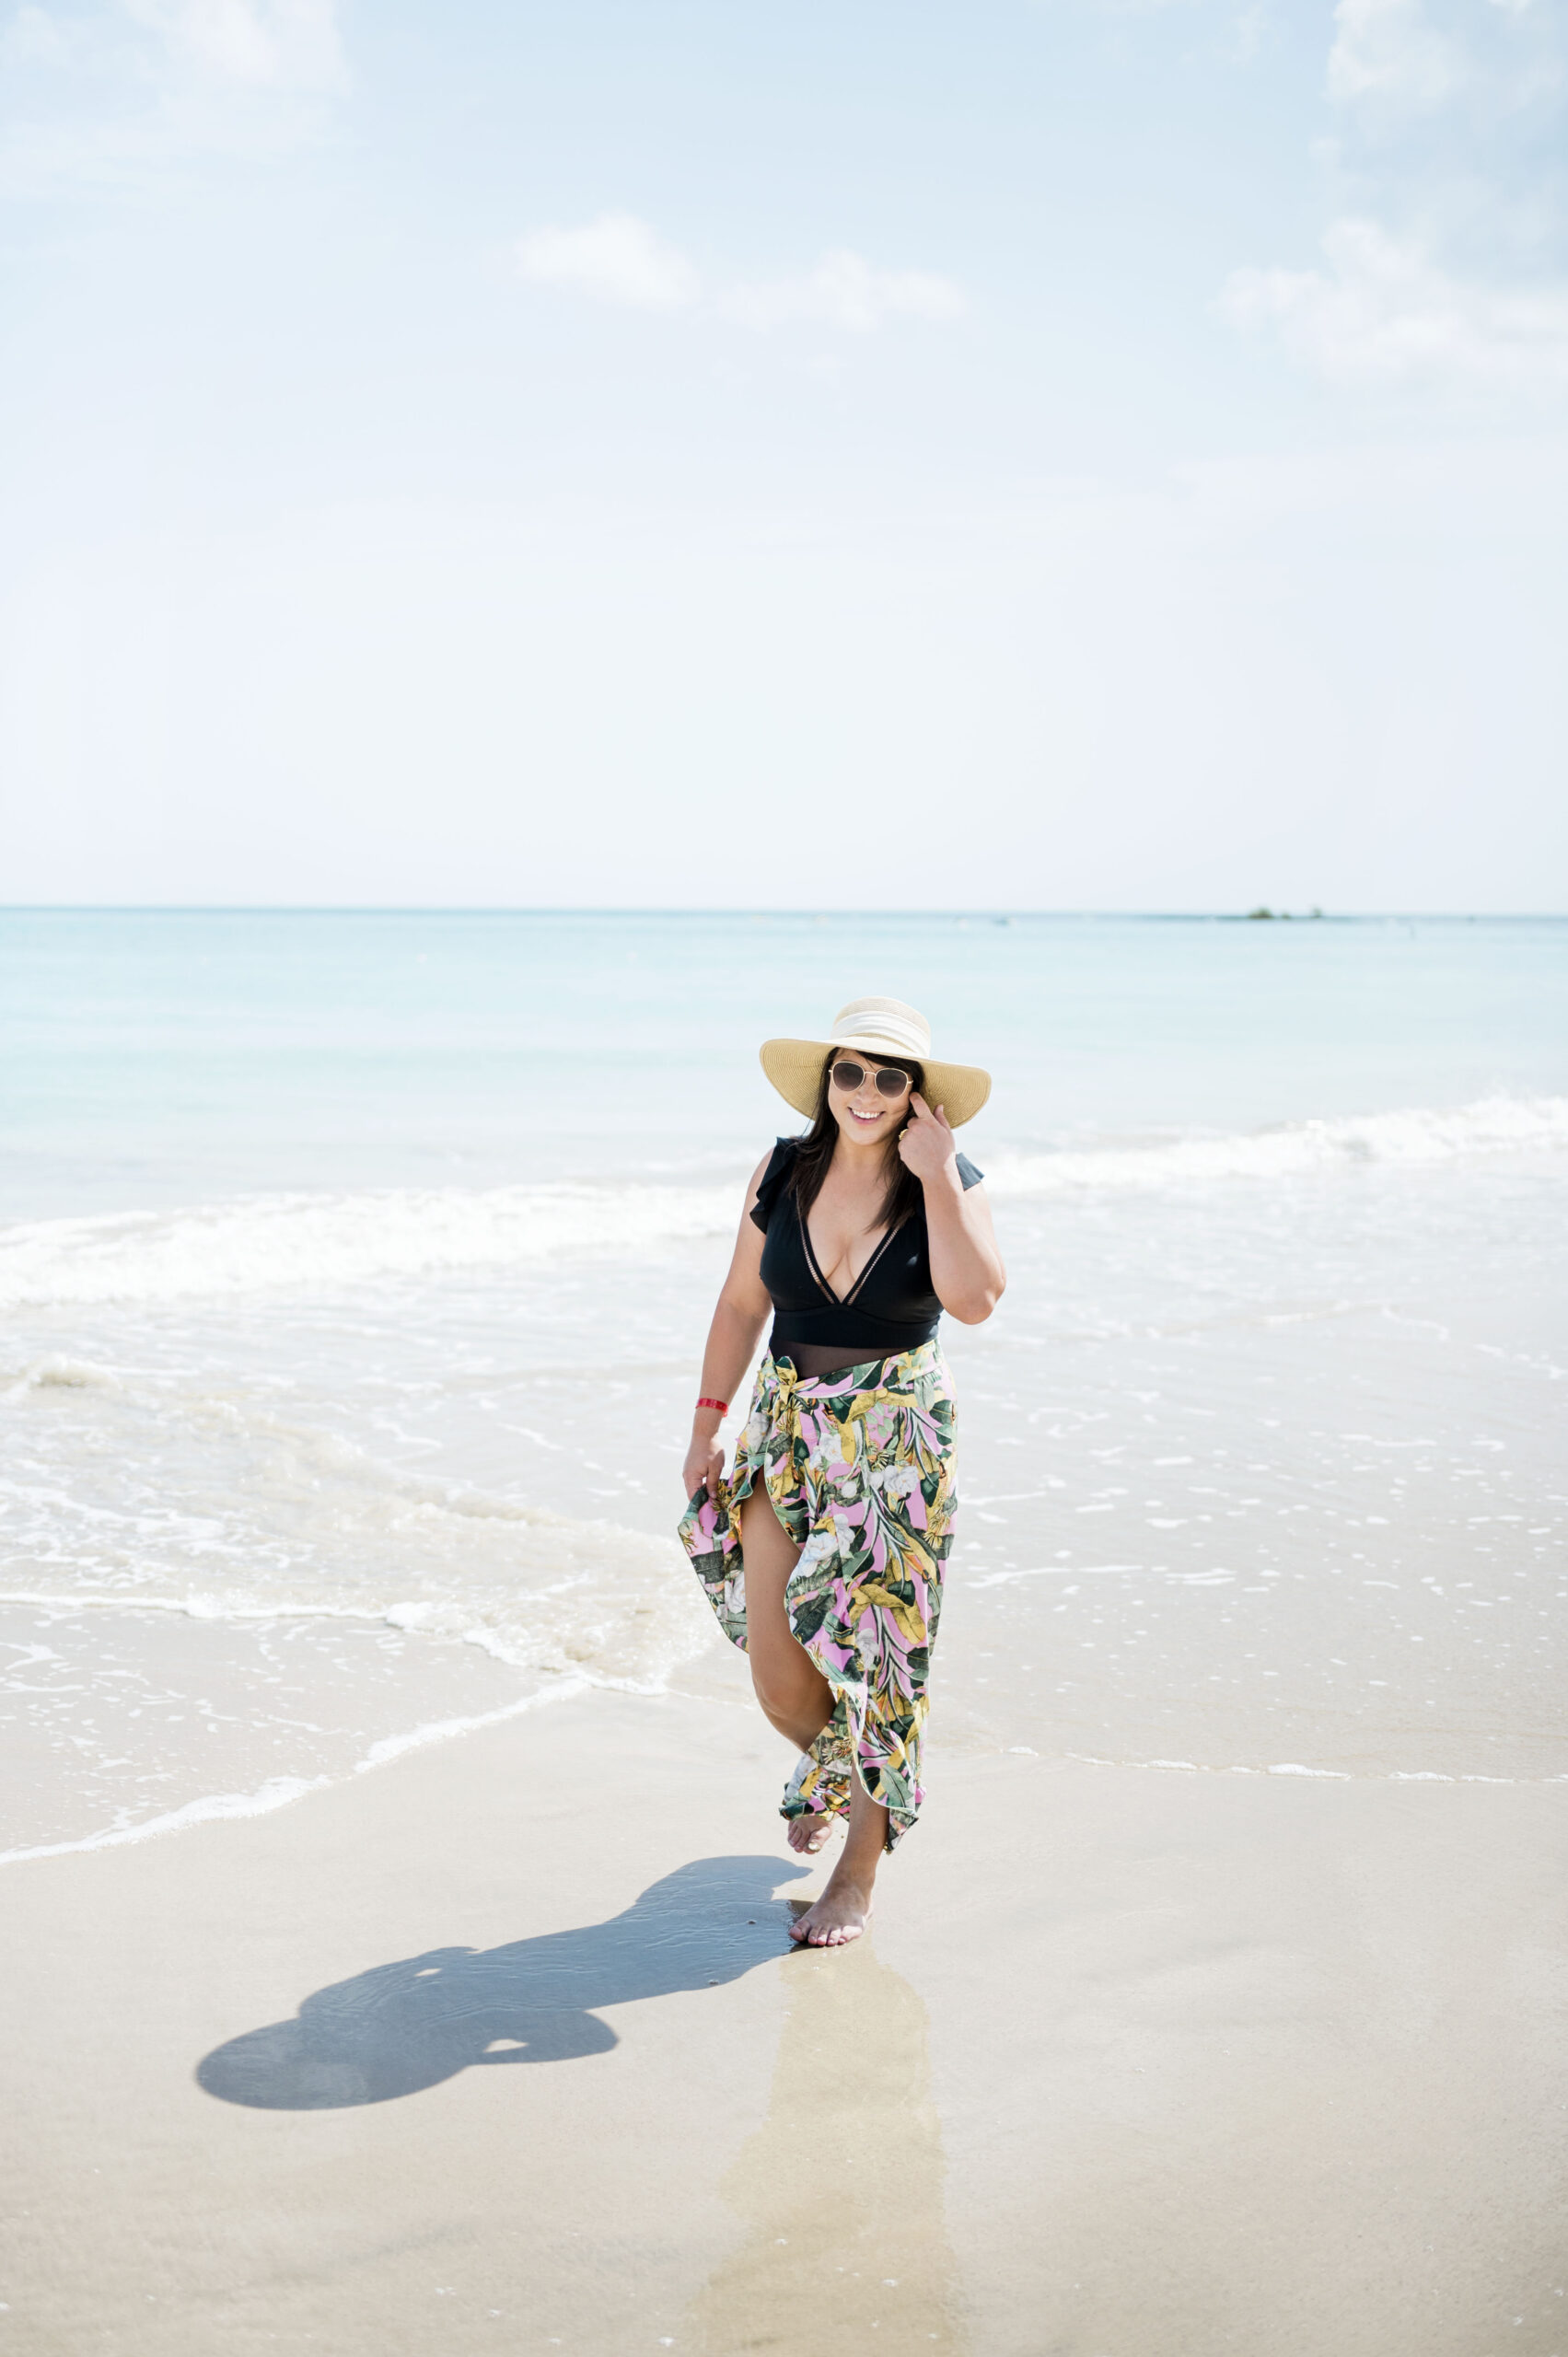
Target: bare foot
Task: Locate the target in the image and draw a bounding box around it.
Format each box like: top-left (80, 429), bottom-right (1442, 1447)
top-left (788, 1871), bottom-right (874, 1946)
top-left (786, 1811), bottom-right (839, 1856)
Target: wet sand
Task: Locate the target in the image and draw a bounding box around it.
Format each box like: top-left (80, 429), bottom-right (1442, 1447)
top-left (4, 1688), bottom-right (1566, 2356)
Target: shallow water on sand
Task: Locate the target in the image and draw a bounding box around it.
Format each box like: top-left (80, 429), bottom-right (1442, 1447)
top-left (2, 911), bottom-right (1564, 1851)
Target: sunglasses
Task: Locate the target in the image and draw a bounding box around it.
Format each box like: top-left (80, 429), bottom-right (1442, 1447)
top-left (830, 1059), bottom-right (913, 1101)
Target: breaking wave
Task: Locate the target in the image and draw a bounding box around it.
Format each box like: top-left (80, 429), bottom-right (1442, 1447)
top-left (0, 1179), bottom-right (737, 1310)
top-left (2, 1095), bottom-right (1562, 1309)
top-left (985, 1092), bottom-right (1568, 1198)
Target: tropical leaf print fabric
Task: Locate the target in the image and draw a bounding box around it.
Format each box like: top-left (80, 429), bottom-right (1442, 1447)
top-left (677, 1342), bottom-right (957, 1849)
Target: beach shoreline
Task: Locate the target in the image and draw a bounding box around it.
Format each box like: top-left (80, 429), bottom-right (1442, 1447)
top-left (4, 908), bottom-right (1565, 2350)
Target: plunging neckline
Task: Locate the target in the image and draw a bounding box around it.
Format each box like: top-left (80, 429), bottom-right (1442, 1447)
top-left (798, 1205), bottom-right (903, 1308)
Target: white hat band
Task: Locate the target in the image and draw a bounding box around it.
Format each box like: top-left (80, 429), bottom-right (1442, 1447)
top-left (827, 998), bottom-right (932, 1059)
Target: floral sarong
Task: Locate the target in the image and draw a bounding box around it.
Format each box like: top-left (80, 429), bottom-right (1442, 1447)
top-left (677, 1341), bottom-right (957, 1849)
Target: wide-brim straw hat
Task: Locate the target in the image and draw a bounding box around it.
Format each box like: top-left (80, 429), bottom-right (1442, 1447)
top-left (760, 996), bottom-right (992, 1128)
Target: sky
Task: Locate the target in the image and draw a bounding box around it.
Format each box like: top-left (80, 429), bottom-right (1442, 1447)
top-left (0, 0), bottom-right (1564, 911)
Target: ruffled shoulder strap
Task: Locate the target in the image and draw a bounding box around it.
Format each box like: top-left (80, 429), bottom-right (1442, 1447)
top-left (955, 1152), bottom-right (984, 1190)
top-left (749, 1137), bottom-right (800, 1232)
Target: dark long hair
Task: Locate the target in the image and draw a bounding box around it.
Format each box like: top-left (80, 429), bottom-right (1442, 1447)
top-left (787, 1051), bottom-right (927, 1235)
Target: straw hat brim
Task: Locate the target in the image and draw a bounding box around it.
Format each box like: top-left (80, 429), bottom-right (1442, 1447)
top-left (760, 1034), bottom-right (992, 1129)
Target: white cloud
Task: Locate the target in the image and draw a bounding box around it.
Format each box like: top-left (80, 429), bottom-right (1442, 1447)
top-left (3, 0), bottom-right (347, 89)
top-left (516, 214), bottom-right (701, 311)
top-left (0, 0), bottom-right (346, 191)
top-left (1327, 0), bottom-right (1466, 106)
top-left (515, 215), bottom-right (967, 334)
top-left (725, 250), bottom-right (967, 333)
top-left (122, 0), bottom-right (344, 89)
top-left (1221, 216), bottom-right (1568, 392)
top-left (0, 4), bottom-right (79, 64)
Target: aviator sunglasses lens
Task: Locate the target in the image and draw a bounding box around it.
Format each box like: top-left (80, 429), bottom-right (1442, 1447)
top-left (830, 1060), bottom-right (910, 1099)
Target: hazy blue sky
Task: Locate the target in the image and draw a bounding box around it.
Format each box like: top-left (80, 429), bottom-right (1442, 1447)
top-left (2, 0), bottom-right (1564, 909)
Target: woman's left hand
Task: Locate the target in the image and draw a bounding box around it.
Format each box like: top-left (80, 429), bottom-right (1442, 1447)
top-left (897, 1093), bottom-right (959, 1186)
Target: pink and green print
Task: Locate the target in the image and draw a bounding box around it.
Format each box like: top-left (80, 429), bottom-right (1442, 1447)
top-left (678, 1341), bottom-right (958, 1850)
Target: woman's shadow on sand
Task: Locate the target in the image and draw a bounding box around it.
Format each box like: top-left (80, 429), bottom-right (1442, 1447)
top-left (196, 1853), bottom-right (809, 2110)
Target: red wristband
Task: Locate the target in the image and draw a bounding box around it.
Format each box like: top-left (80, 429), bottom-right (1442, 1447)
top-left (696, 1397), bottom-right (729, 1415)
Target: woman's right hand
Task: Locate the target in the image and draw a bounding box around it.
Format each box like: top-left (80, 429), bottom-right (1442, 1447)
top-left (682, 1429), bottom-right (726, 1504)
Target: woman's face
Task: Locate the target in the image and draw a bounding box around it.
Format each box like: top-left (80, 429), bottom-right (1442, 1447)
top-left (825, 1053), bottom-right (913, 1150)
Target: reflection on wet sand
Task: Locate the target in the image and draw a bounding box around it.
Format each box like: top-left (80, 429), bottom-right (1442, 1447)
top-left (689, 1928), bottom-right (965, 2355)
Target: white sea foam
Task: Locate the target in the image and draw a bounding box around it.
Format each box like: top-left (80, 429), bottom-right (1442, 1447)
top-left (1063, 1753), bottom-right (1568, 1783)
top-left (0, 1378), bottom-right (719, 1692)
top-left (2, 1095), bottom-right (1561, 1310)
top-left (0, 1775), bottom-right (331, 1866)
top-left (0, 1179), bottom-right (737, 1311)
top-left (0, 1589), bottom-right (383, 1622)
top-left (0, 1678), bottom-right (590, 1868)
top-left (985, 1093), bottom-right (1568, 1199)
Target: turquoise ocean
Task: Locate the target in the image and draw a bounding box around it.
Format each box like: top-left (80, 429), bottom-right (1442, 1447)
top-left (2, 911), bottom-right (1565, 1856)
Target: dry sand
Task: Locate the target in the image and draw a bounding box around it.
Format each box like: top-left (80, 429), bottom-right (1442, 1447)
top-left (4, 1687), bottom-right (1566, 2356)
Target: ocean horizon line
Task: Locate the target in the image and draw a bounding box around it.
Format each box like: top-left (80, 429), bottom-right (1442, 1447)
top-left (4, 905), bottom-right (1565, 923)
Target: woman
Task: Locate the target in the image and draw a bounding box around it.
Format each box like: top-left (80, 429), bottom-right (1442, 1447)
top-left (679, 996), bottom-right (1005, 1948)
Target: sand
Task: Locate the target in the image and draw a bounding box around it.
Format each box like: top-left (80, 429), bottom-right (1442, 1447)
top-left (4, 1687), bottom-right (1567, 2356)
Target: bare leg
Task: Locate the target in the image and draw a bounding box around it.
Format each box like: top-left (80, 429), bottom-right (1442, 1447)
top-left (739, 1487), bottom-right (840, 1856)
top-left (788, 1765), bottom-right (885, 1946)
